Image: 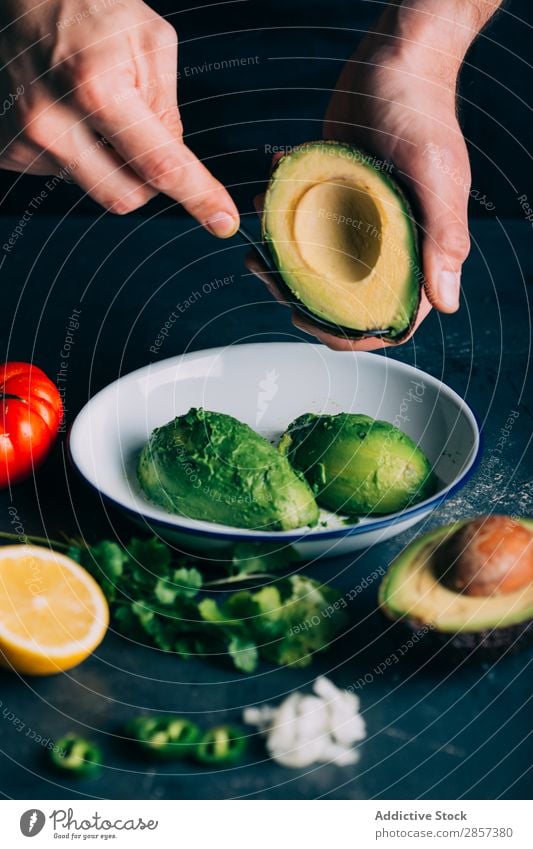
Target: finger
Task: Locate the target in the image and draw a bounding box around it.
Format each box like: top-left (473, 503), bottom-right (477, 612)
top-left (0, 142), bottom-right (58, 176)
top-left (404, 143), bottom-right (471, 313)
top-left (83, 94), bottom-right (239, 236)
top-left (55, 138), bottom-right (158, 213)
top-left (246, 250), bottom-right (432, 348)
top-left (142, 17), bottom-right (182, 137)
top-left (25, 104), bottom-right (157, 213)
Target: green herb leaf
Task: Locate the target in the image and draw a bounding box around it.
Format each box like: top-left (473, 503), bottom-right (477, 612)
top-left (172, 567), bottom-right (203, 597)
top-left (71, 534), bottom-right (345, 673)
top-left (91, 540), bottom-right (128, 579)
top-left (253, 585), bottom-right (282, 617)
top-left (127, 537), bottom-right (173, 577)
top-left (228, 636), bottom-right (259, 673)
top-left (154, 579), bottom-right (179, 606)
top-left (198, 598), bottom-right (226, 623)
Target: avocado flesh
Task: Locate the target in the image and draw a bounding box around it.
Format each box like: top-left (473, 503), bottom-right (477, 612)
top-left (280, 412), bottom-right (435, 516)
top-left (263, 141), bottom-right (420, 339)
top-left (379, 520), bottom-right (533, 633)
top-left (138, 408), bottom-right (319, 531)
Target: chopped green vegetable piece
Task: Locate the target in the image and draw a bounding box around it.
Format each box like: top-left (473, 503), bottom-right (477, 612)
top-left (125, 715), bottom-right (201, 760)
top-left (51, 734), bottom-right (102, 777)
top-left (195, 725), bottom-right (248, 765)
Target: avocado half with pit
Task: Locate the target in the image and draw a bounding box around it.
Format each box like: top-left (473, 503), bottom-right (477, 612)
top-left (262, 141), bottom-right (421, 341)
top-left (379, 516), bottom-right (533, 656)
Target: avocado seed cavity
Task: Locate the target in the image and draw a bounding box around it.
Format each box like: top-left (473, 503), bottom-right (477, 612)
top-left (292, 179), bottom-right (382, 284)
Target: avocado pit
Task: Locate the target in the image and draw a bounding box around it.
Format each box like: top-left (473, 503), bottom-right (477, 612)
top-left (436, 516), bottom-right (533, 597)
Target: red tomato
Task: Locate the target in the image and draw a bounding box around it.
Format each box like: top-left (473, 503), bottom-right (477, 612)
top-left (0, 362), bottom-right (63, 488)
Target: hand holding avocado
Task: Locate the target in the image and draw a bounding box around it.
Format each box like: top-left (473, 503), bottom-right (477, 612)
top-left (322, 0), bottom-right (490, 341)
top-left (248, 2), bottom-right (503, 349)
top-left (260, 142), bottom-right (421, 342)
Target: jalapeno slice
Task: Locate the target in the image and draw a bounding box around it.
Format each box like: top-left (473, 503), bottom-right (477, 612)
top-left (126, 715), bottom-right (201, 759)
top-left (195, 725), bottom-right (247, 765)
top-left (51, 734), bottom-right (102, 777)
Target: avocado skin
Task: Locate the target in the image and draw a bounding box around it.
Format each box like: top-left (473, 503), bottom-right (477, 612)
top-left (382, 616), bottom-right (533, 663)
top-left (262, 140), bottom-right (421, 342)
top-left (138, 408), bottom-right (319, 531)
top-left (280, 412), bottom-right (436, 516)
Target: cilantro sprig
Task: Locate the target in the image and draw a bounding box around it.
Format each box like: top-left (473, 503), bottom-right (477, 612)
top-left (65, 536), bottom-right (346, 673)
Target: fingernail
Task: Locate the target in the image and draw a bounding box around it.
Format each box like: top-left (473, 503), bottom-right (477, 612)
top-left (438, 269), bottom-right (461, 310)
top-left (205, 212), bottom-right (239, 238)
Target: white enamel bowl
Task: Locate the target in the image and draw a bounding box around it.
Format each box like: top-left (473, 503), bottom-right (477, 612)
top-left (69, 343), bottom-right (480, 560)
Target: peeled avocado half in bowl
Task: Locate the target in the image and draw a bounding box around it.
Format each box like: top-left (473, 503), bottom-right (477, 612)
top-left (379, 516), bottom-right (533, 656)
top-left (262, 141), bottom-right (421, 341)
top-left (280, 412), bottom-right (436, 516)
top-left (137, 408), bottom-right (319, 532)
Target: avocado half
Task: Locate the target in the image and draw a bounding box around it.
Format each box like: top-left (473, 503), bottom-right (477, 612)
top-left (262, 141), bottom-right (421, 341)
top-left (280, 412), bottom-right (436, 516)
top-left (379, 519), bottom-right (533, 656)
top-left (137, 408), bottom-right (319, 531)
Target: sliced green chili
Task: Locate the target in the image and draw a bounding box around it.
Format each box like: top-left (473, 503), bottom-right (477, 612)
top-left (126, 715), bottom-right (201, 759)
top-left (51, 734), bottom-right (102, 777)
top-left (195, 725), bottom-right (247, 765)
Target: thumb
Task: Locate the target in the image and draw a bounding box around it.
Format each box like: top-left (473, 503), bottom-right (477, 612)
top-left (413, 143), bottom-right (471, 313)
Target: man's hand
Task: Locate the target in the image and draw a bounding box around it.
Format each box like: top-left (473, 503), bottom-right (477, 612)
top-left (249, 0), bottom-right (501, 349)
top-left (0, 0), bottom-right (239, 235)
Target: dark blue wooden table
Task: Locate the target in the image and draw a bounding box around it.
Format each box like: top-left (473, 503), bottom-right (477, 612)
top-left (0, 214), bottom-right (531, 800)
